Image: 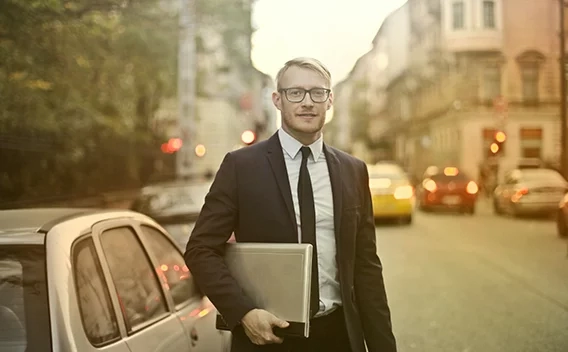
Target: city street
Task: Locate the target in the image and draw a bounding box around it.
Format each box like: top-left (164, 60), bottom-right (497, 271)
top-left (378, 202), bottom-right (568, 352)
top-left (166, 201), bottom-right (568, 352)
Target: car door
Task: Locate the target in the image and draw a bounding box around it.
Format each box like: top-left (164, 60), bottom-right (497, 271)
top-left (137, 224), bottom-right (230, 352)
top-left (92, 221), bottom-right (191, 352)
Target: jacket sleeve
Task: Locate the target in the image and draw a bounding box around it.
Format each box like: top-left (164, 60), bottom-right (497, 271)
top-left (184, 152), bottom-right (256, 330)
top-left (353, 160), bottom-right (397, 352)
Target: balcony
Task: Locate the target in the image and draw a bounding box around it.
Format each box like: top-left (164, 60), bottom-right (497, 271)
top-left (443, 29), bottom-right (502, 52)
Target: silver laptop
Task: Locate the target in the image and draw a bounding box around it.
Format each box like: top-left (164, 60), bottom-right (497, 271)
top-left (215, 243), bottom-right (313, 338)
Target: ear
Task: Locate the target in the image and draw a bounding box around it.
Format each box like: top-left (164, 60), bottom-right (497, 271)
top-left (272, 91), bottom-right (283, 111)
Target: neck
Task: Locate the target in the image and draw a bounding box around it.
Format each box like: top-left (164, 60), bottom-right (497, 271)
top-left (282, 126), bottom-right (321, 146)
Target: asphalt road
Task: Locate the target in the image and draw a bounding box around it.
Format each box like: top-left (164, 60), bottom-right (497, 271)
top-left (378, 202), bottom-right (568, 352)
top-left (164, 201), bottom-right (568, 352)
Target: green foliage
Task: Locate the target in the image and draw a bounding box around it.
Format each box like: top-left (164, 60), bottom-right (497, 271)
top-left (0, 0), bottom-right (179, 206)
top-left (1, 0), bottom-right (254, 207)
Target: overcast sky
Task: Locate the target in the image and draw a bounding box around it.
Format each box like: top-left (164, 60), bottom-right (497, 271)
top-left (251, 0), bottom-right (407, 85)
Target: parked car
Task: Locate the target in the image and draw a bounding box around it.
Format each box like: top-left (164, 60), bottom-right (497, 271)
top-left (555, 193), bottom-right (568, 238)
top-left (493, 168), bottom-right (568, 217)
top-left (0, 208), bottom-right (230, 352)
top-left (131, 180), bottom-right (211, 224)
top-left (416, 166), bottom-right (479, 214)
top-left (368, 163), bottom-right (414, 224)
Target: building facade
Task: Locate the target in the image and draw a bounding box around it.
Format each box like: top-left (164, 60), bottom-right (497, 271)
top-left (380, 0), bottom-right (565, 181)
top-left (153, 0), bottom-right (276, 176)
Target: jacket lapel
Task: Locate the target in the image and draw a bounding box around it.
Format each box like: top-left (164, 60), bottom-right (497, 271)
top-left (323, 144), bottom-right (343, 243)
top-left (266, 133), bottom-right (298, 237)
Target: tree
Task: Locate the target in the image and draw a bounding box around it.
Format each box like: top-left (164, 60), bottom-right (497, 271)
top-left (0, 0), bottom-right (179, 206)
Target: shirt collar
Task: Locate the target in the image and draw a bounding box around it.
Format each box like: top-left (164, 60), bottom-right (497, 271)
top-left (278, 128), bottom-right (323, 162)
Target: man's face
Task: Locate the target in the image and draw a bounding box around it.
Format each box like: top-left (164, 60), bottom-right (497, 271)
top-left (272, 66), bottom-right (333, 139)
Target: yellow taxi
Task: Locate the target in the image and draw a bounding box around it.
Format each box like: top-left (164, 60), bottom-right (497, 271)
top-left (368, 163), bottom-right (414, 224)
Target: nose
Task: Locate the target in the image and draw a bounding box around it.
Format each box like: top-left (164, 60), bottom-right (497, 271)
top-left (300, 92), bottom-right (315, 107)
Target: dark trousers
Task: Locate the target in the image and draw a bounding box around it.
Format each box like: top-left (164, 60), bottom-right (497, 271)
top-left (231, 308), bottom-right (353, 352)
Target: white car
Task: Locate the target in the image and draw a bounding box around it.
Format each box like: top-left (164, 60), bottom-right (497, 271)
top-left (493, 168), bottom-right (568, 216)
top-left (131, 181), bottom-right (211, 224)
top-left (0, 208), bottom-right (230, 352)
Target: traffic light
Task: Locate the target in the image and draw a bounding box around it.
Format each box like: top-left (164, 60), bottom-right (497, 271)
top-left (241, 130), bottom-right (256, 146)
top-left (161, 138), bottom-right (183, 154)
top-left (489, 131), bottom-right (506, 156)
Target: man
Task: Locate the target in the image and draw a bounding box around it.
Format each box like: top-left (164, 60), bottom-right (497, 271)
top-left (184, 57), bottom-right (397, 352)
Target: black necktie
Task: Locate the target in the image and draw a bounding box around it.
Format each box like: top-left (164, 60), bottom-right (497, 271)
top-left (298, 146), bottom-right (319, 317)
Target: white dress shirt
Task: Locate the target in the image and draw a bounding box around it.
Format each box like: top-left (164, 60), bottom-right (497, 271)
top-left (277, 128), bottom-right (342, 316)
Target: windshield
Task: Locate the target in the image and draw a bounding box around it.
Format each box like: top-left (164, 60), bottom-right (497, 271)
top-left (370, 173), bottom-right (407, 181)
top-left (0, 245), bottom-right (51, 352)
top-left (430, 173), bottom-right (470, 183)
top-left (369, 165), bottom-right (407, 181)
top-left (520, 169), bottom-right (566, 183)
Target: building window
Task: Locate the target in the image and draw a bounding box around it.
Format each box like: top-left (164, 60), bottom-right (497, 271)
top-left (452, 1), bottom-right (465, 29)
top-left (520, 128), bottom-right (542, 158)
top-left (482, 65), bottom-right (501, 102)
top-left (516, 50), bottom-right (544, 104)
top-left (521, 63), bottom-right (539, 104)
top-left (483, 0), bottom-right (496, 28)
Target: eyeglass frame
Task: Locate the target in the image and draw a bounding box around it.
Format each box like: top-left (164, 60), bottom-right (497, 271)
top-left (278, 87), bottom-right (332, 103)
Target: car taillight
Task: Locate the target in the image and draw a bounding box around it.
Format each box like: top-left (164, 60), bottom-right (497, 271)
top-left (394, 185), bottom-right (413, 199)
top-left (466, 181), bottom-right (478, 194)
top-left (423, 179), bottom-right (437, 192)
top-left (512, 188), bottom-right (529, 202)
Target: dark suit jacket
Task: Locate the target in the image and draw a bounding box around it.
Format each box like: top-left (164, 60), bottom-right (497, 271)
top-left (184, 133), bottom-right (396, 352)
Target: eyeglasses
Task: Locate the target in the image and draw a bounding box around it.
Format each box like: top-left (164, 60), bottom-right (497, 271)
top-left (278, 88), bottom-right (331, 103)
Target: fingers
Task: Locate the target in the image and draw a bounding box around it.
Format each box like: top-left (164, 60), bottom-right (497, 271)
top-left (271, 316), bottom-right (290, 329)
top-left (241, 309), bottom-right (289, 345)
top-left (244, 326), bottom-right (284, 345)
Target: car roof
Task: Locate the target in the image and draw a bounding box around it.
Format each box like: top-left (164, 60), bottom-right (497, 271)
top-left (0, 208), bottom-right (160, 246)
top-left (368, 163), bottom-right (405, 174)
top-left (0, 208), bottom-right (98, 233)
top-left (0, 230), bottom-right (45, 245)
top-left (0, 208), bottom-right (102, 245)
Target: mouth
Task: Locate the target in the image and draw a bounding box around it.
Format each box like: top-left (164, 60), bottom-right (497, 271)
top-left (297, 113), bottom-right (317, 119)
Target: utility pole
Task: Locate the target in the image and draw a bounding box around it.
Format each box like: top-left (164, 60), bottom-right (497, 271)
top-left (560, 0), bottom-right (567, 177)
top-left (177, 0), bottom-right (196, 178)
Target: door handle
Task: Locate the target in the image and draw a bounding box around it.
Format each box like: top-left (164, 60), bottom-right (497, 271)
top-left (190, 327), bottom-right (198, 347)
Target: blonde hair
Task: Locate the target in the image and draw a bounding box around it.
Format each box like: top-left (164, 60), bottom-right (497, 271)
top-left (275, 57), bottom-right (332, 90)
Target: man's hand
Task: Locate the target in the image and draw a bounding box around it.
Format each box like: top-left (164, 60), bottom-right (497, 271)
top-left (241, 309), bottom-right (289, 345)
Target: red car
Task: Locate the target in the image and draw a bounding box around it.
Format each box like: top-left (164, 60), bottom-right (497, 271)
top-left (417, 167), bottom-right (479, 214)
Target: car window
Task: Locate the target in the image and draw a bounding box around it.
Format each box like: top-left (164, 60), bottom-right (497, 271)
top-left (140, 226), bottom-right (197, 307)
top-left (370, 172), bottom-right (406, 180)
top-left (100, 227), bottom-right (168, 333)
top-left (0, 244), bottom-right (50, 352)
top-left (73, 237), bottom-right (120, 346)
top-left (520, 169), bottom-right (566, 183)
top-left (430, 173), bottom-right (469, 183)
top-left (369, 165), bottom-right (406, 180)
